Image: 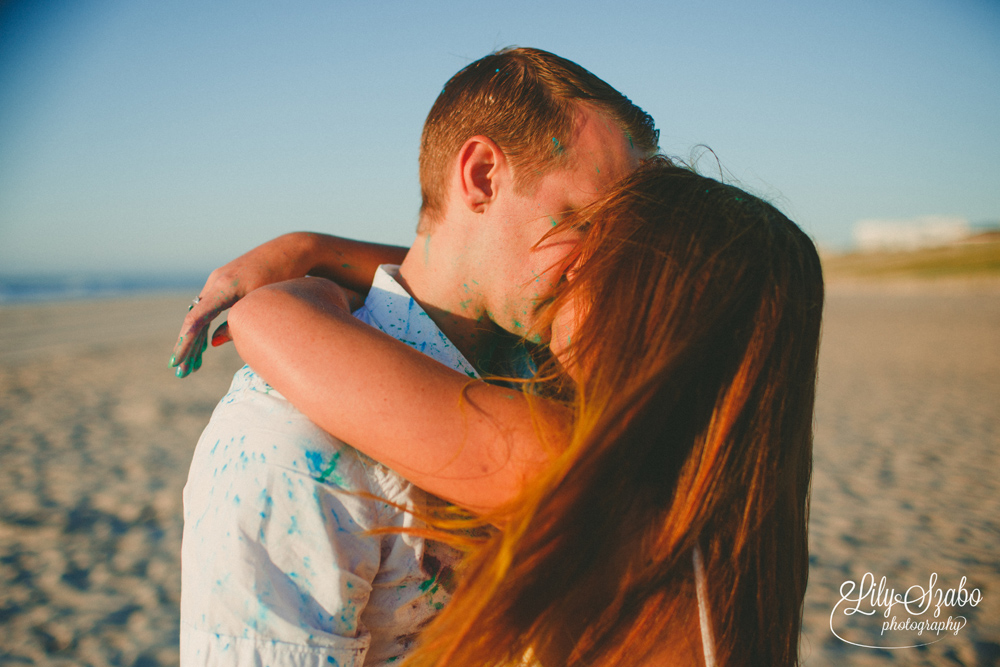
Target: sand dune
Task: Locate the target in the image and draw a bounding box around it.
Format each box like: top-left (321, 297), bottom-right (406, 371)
top-left (0, 286), bottom-right (998, 666)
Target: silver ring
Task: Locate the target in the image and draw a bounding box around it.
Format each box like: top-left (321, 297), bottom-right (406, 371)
top-left (192, 296), bottom-right (202, 306)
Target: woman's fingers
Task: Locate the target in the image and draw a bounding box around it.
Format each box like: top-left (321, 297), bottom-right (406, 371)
top-left (169, 272), bottom-right (245, 374)
top-left (191, 327), bottom-right (208, 373)
top-left (211, 321), bottom-right (232, 347)
top-left (174, 326), bottom-right (209, 378)
top-left (168, 234), bottom-right (330, 375)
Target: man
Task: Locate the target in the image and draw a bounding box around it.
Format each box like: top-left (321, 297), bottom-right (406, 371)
top-left (173, 47), bottom-right (657, 666)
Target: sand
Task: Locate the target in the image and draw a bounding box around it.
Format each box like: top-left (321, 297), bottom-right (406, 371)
top-left (0, 295), bottom-right (245, 667)
top-left (0, 285), bottom-right (998, 666)
top-left (803, 283), bottom-right (1000, 667)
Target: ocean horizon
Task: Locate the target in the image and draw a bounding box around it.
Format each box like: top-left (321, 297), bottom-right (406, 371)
top-left (0, 271), bottom-right (207, 305)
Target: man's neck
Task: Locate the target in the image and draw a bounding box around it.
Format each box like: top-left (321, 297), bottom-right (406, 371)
top-left (395, 232), bottom-right (512, 376)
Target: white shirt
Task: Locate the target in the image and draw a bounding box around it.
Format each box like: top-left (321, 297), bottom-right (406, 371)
top-left (180, 265), bottom-right (477, 667)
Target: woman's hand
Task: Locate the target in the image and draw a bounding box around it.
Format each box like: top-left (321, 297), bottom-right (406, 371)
top-left (169, 232), bottom-right (406, 377)
top-left (169, 233), bottom-right (319, 377)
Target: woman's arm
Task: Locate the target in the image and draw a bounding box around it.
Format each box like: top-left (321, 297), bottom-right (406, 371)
top-left (171, 232), bottom-right (407, 377)
top-left (228, 277), bottom-right (570, 514)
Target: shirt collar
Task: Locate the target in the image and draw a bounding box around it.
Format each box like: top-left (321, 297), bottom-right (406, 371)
top-left (357, 265), bottom-right (480, 380)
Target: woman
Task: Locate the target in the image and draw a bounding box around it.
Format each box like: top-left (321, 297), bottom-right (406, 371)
top-left (181, 158), bottom-right (823, 665)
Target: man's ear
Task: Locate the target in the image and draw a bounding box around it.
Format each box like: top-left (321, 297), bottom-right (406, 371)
top-left (457, 136), bottom-right (507, 213)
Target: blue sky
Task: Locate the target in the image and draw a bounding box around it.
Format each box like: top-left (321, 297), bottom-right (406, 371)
top-left (1, 0), bottom-right (998, 274)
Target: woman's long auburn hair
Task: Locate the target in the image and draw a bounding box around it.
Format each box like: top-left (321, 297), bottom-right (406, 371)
top-left (404, 158), bottom-right (824, 666)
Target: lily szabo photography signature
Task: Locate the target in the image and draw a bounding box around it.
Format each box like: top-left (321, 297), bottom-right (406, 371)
top-left (830, 572), bottom-right (982, 649)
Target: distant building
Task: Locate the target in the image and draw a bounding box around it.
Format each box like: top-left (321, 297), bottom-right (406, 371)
top-left (853, 216), bottom-right (971, 252)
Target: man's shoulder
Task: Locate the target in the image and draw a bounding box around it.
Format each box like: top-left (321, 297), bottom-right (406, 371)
top-left (196, 364), bottom-right (428, 508)
top-left (195, 365), bottom-right (375, 492)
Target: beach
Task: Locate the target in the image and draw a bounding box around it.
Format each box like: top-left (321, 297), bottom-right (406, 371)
top-left (0, 295), bottom-right (245, 666)
top-left (804, 282), bottom-right (999, 666)
top-left (1, 284), bottom-right (998, 666)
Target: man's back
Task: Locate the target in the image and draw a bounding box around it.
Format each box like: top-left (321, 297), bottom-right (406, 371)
top-left (180, 267), bottom-right (468, 666)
